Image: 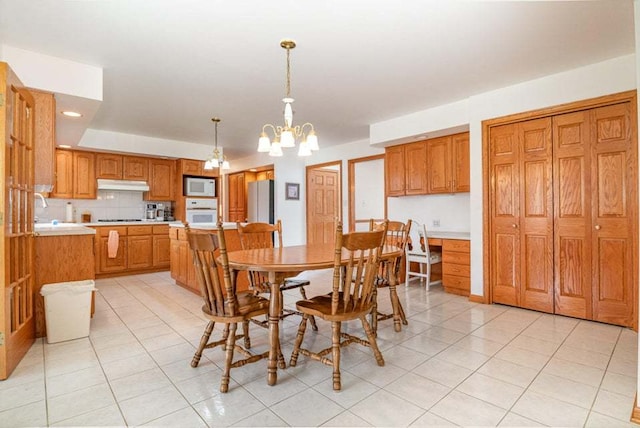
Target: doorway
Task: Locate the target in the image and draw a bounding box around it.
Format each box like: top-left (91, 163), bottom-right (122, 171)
top-left (306, 161), bottom-right (341, 245)
top-left (348, 155), bottom-right (386, 232)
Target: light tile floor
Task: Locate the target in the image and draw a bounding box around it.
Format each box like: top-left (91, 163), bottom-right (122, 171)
top-left (1, 270), bottom-right (638, 427)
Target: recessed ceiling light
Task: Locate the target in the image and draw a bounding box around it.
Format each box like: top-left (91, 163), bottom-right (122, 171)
top-left (249, 168), bottom-right (257, 172)
top-left (58, 144), bottom-right (72, 149)
top-left (61, 111), bottom-right (82, 118)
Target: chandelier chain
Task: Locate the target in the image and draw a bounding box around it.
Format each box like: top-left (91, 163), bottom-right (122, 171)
top-left (285, 46), bottom-right (291, 98)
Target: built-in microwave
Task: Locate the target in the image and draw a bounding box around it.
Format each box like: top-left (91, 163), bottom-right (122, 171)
top-left (184, 177), bottom-right (216, 197)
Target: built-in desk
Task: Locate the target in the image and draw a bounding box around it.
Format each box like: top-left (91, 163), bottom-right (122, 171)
top-left (426, 231), bottom-right (470, 297)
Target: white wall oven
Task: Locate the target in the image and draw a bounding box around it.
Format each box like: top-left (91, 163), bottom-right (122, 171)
top-left (185, 198), bottom-right (218, 223)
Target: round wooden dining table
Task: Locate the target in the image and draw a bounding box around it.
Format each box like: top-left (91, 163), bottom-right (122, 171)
top-left (226, 242), bottom-right (401, 386)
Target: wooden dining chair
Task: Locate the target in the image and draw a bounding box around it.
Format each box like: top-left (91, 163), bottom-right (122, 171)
top-left (237, 220), bottom-right (317, 330)
top-left (369, 219), bottom-right (412, 333)
top-left (187, 223), bottom-right (270, 393)
top-left (289, 222), bottom-right (386, 391)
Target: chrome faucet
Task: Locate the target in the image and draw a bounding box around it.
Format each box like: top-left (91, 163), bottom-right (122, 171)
top-left (34, 192), bottom-right (48, 208)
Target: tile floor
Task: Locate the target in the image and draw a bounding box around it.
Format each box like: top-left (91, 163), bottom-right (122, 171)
top-left (0, 270), bottom-right (638, 427)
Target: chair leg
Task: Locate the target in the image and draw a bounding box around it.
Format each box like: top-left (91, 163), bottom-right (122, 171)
top-left (389, 282), bottom-right (405, 332)
top-left (289, 314), bottom-right (308, 367)
top-left (220, 323), bottom-right (237, 393)
top-left (371, 287), bottom-right (378, 334)
top-left (192, 321), bottom-right (215, 368)
top-left (331, 321), bottom-right (342, 391)
top-left (360, 315), bottom-right (385, 367)
top-left (242, 320), bottom-right (251, 349)
top-left (298, 287), bottom-right (318, 331)
top-left (221, 324), bottom-right (230, 353)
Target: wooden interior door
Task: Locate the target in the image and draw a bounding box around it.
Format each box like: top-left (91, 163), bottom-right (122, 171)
top-left (518, 118), bottom-right (554, 313)
top-left (553, 110), bottom-right (592, 319)
top-left (1, 63), bottom-right (36, 380)
top-left (590, 102), bottom-right (636, 326)
top-left (489, 123), bottom-right (521, 307)
top-left (306, 165), bottom-right (340, 245)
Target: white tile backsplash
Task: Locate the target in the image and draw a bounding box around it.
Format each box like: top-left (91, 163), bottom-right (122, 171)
top-left (35, 191), bottom-right (171, 223)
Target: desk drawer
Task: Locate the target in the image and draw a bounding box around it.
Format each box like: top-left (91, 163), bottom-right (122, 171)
top-left (443, 263), bottom-right (470, 277)
top-left (442, 251), bottom-right (470, 265)
top-left (443, 239), bottom-right (470, 252)
top-left (443, 274), bottom-right (470, 295)
top-left (96, 226), bottom-right (127, 237)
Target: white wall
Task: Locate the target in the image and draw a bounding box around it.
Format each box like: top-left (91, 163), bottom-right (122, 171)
top-left (371, 53), bottom-right (638, 297)
top-left (634, 0), bottom-right (640, 412)
top-left (387, 193), bottom-right (470, 233)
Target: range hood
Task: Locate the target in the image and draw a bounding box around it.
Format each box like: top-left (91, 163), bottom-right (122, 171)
top-left (97, 179), bottom-right (150, 192)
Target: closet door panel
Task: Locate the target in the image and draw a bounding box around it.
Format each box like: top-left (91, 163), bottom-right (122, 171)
top-left (490, 123), bottom-right (520, 306)
top-left (591, 102), bottom-right (635, 326)
top-left (519, 118), bottom-right (553, 312)
top-left (553, 111), bottom-right (592, 319)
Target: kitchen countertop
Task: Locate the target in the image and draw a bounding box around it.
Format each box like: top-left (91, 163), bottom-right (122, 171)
top-left (170, 222), bottom-right (238, 230)
top-left (427, 231), bottom-right (470, 240)
top-left (84, 220), bottom-right (179, 226)
top-left (34, 223), bottom-right (97, 236)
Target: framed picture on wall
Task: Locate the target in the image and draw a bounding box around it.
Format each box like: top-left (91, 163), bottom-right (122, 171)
top-left (285, 182), bottom-right (300, 200)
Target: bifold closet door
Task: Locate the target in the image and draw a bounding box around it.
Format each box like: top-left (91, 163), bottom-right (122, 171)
top-left (490, 117), bottom-right (554, 313)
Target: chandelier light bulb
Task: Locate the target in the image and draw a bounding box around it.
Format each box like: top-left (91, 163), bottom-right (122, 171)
top-left (280, 129), bottom-right (295, 148)
top-left (269, 140), bottom-right (283, 157)
top-left (307, 130), bottom-right (319, 151)
top-left (258, 132), bottom-right (271, 152)
top-left (298, 141), bottom-right (312, 156)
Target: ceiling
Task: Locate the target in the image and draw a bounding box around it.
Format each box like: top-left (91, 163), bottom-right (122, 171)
top-left (0, 0), bottom-right (635, 160)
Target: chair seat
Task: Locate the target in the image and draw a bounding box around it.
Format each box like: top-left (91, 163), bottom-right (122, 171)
top-left (296, 294), bottom-right (372, 321)
top-left (202, 291), bottom-right (270, 321)
top-left (406, 251), bottom-right (442, 264)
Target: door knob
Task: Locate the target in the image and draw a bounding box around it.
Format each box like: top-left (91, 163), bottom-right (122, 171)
top-left (512, 224), bottom-right (518, 228)
top-left (595, 225), bottom-right (601, 230)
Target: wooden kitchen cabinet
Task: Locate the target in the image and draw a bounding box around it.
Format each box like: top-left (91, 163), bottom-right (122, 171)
top-left (31, 89), bottom-right (56, 192)
top-left (123, 156), bottom-right (149, 181)
top-left (179, 159), bottom-right (202, 176)
top-left (405, 141), bottom-right (428, 195)
top-left (94, 224), bottom-right (170, 277)
top-left (426, 132), bottom-right (469, 194)
top-left (96, 153), bottom-right (123, 179)
top-left (146, 158), bottom-right (175, 201)
top-left (256, 169), bottom-right (275, 181)
top-left (228, 171), bottom-right (255, 222)
top-left (51, 149), bottom-right (96, 199)
top-left (442, 239), bottom-right (470, 296)
top-left (169, 226), bottom-right (249, 293)
top-left (51, 149), bottom-right (74, 198)
top-left (385, 145), bottom-right (405, 197)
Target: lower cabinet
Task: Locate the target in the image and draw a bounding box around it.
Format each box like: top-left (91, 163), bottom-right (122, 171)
top-left (169, 226), bottom-right (249, 293)
top-left (441, 239), bottom-right (471, 296)
top-left (94, 224), bottom-right (170, 277)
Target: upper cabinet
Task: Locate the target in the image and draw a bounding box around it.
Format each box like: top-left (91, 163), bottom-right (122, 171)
top-left (256, 169), bottom-right (275, 181)
top-left (31, 89), bottom-right (56, 192)
top-left (145, 158), bottom-right (175, 201)
top-left (51, 149), bottom-right (96, 199)
top-left (96, 153), bottom-right (122, 179)
top-left (177, 158), bottom-right (218, 178)
top-left (385, 132), bottom-right (470, 197)
top-left (123, 156), bottom-right (149, 181)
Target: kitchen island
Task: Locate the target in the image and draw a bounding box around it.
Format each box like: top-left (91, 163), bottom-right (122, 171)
top-left (34, 223), bottom-right (96, 337)
top-left (169, 223), bottom-right (250, 294)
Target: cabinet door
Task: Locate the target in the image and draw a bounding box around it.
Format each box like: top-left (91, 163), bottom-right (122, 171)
top-left (426, 136), bottom-right (452, 194)
top-left (32, 90), bottom-right (56, 191)
top-left (177, 240), bottom-right (189, 284)
top-left (153, 235), bottom-right (171, 267)
top-left (123, 156), bottom-right (149, 181)
top-left (170, 239), bottom-right (180, 280)
top-left (147, 159), bottom-right (174, 201)
top-left (73, 151), bottom-right (96, 199)
top-left (96, 153), bottom-right (123, 179)
top-left (236, 173), bottom-right (246, 212)
top-left (590, 102), bottom-right (635, 327)
top-left (451, 133), bottom-right (470, 192)
top-left (228, 173), bottom-right (240, 211)
top-left (405, 141), bottom-right (428, 195)
top-left (98, 236), bottom-right (128, 272)
top-left (128, 235), bottom-right (153, 269)
top-left (385, 146), bottom-right (405, 196)
top-left (181, 159), bottom-right (202, 176)
top-left (51, 149), bottom-right (74, 198)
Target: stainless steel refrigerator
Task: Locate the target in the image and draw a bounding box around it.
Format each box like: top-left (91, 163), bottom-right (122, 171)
top-left (247, 180), bottom-right (274, 223)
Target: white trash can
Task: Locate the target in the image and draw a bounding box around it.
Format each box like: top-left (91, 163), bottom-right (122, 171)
top-left (40, 279), bottom-right (96, 344)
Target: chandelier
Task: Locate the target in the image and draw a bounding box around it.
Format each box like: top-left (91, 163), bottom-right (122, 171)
top-left (204, 117), bottom-right (230, 170)
top-left (257, 39), bottom-right (319, 157)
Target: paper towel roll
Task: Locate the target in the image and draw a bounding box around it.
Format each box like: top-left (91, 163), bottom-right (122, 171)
top-left (65, 202), bottom-right (73, 223)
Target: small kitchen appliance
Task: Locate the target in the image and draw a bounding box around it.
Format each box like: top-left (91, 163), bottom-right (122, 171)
top-left (145, 203), bottom-right (157, 220)
top-left (184, 177), bottom-right (216, 197)
top-left (185, 198), bottom-right (218, 223)
top-left (156, 203), bottom-right (165, 221)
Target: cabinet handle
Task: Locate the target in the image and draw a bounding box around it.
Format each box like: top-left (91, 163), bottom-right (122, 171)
top-left (595, 225), bottom-right (601, 230)
top-left (512, 223), bottom-right (518, 228)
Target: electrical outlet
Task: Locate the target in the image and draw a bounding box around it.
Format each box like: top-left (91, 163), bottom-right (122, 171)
top-left (432, 219), bottom-right (440, 227)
